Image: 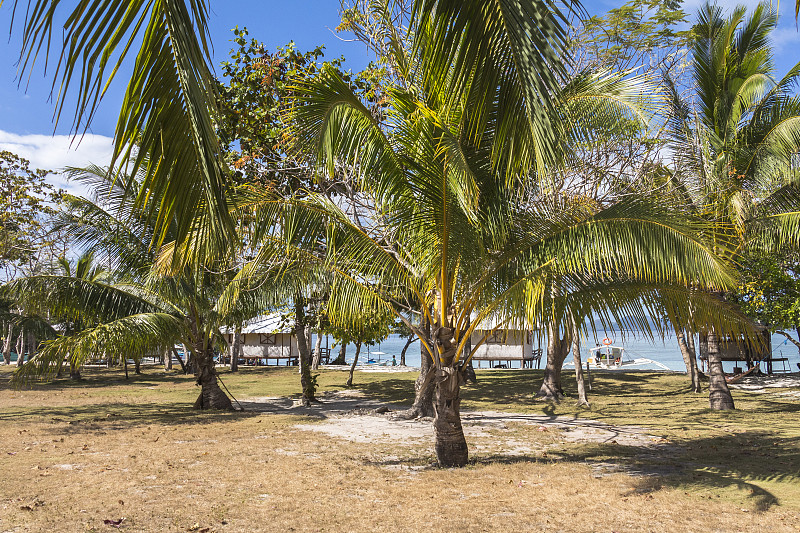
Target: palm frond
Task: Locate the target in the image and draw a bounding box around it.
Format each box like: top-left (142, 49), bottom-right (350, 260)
top-left (13, 313), bottom-right (185, 385)
top-left (12, 0), bottom-right (233, 257)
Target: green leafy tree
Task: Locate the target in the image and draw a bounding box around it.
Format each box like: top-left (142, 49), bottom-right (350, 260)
top-left (217, 30), bottom-right (328, 189)
top-left (0, 151), bottom-right (62, 281)
top-left (733, 250), bottom-right (800, 353)
top-left (324, 308), bottom-right (393, 387)
top-left (577, 0), bottom-right (691, 77)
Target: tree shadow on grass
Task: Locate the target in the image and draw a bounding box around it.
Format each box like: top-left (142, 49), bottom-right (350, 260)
top-left (550, 429), bottom-right (798, 512)
top-left (0, 400), bottom-right (262, 434)
top-left (0, 366), bottom-right (197, 391)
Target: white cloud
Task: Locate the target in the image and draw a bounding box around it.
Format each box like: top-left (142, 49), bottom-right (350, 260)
top-left (0, 130), bottom-right (115, 195)
top-left (772, 26), bottom-right (800, 52)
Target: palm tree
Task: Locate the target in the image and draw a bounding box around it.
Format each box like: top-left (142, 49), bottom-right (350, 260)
top-left (7, 168), bottom-right (258, 409)
top-left (53, 250), bottom-right (108, 379)
top-left (666, 1), bottom-right (800, 409)
top-left (225, 13), bottom-right (746, 466)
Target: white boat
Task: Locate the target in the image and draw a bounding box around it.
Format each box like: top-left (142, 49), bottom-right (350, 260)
top-left (574, 345), bottom-right (671, 371)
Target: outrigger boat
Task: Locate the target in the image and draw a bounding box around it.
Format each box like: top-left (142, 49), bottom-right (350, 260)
top-left (579, 344), bottom-right (672, 371)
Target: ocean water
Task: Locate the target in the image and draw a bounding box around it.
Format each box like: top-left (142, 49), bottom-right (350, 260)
top-left (7, 332), bottom-right (797, 374)
top-left (318, 331), bottom-right (800, 373)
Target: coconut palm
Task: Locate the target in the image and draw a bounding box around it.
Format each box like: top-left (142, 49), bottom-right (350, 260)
top-left (223, 12), bottom-right (749, 465)
top-left (52, 250), bottom-right (109, 379)
top-left (7, 168), bottom-right (259, 409)
top-left (665, 1), bottom-right (800, 409)
top-left (9, 0), bottom-right (586, 263)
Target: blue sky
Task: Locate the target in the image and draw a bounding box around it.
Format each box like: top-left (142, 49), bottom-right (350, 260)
top-left (0, 0), bottom-right (798, 192)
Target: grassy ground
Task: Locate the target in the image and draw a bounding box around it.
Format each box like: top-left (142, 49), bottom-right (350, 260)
top-left (0, 364), bottom-right (798, 532)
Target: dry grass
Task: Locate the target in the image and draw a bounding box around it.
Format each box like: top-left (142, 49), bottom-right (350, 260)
top-left (0, 365), bottom-right (799, 532)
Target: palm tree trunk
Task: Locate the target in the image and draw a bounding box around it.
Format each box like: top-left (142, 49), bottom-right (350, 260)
top-left (163, 347), bottom-right (172, 371)
top-left (676, 328), bottom-right (701, 393)
top-left (311, 330), bottom-right (323, 370)
top-left (698, 331), bottom-right (708, 374)
top-left (707, 333), bottom-right (735, 410)
top-left (192, 341), bottom-right (233, 410)
top-left (433, 365), bottom-right (468, 467)
top-left (432, 323), bottom-right (468, 467)
top-left (346, 342), bottom-right (362, 387)
top-left (27, 330), bottom-right (37, 360)
top-left (331, 342), bottom-right (347, 365)
top-left (394, 314), bottom-right (435, 419)
top-left (399, 336), bottom-right (415, 366)
top-left (173, 347), bottom-right (187, 373)
top-left (572, 328), bottom-right (589, 407)
top-left (3, 323), bottom-right (13, 365)
top-left (230, 328), bottom-right (241, 372)
top-left (16, 330), bottom-right (24, 367)
top-left (535, 322), bottom-right (570, 400)
top-left (686, 332), bottom-right (703, 377)
top-left (294, 296), bottom-right (315, 405)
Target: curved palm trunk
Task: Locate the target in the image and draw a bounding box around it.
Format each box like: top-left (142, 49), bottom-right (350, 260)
top-left (311, 331), bottom-right (324, 370)
top-left (698, 332), bottom-right (709, 374)
top-left (536, 322), bottom-right (570, 400)
top-left (345, 342), bottom-right (362, 387)
top-left (16, 331), bottom-right (24, 367)
top-left (686, 332), bottom-right (704, 377)
top-left (3, 323), bottom-right (13, 365)
top-left (707, 333), bottom-right (735, 410)
top-left (331, 342), bottom-right (347, 365)
top-left (394, 315), bottom-right (435, 419)
top-left (192, 342), bottom-right (233, 410)
top-left (399, 335), bottom-right (415, 366)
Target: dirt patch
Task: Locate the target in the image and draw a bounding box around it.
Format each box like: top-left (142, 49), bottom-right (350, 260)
top-left (240, 391), bottom-right (662, 450)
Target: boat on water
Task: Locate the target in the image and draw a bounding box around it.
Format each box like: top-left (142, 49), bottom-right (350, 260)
top-left (568, 344), bottom-right (672, 371)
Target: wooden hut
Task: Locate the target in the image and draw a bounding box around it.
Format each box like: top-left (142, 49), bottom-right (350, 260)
top-left (223, 314), bottom-right (298, 366)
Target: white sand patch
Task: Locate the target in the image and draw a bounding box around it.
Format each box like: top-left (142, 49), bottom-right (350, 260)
top-left (52, 463), bottom-right (82, 470)
top-left (240, 391), bottom-right (659, 451)
top-left (295, 409), bottom-right (659, 448)
top-left (728, 374), bottom-right (800, 391)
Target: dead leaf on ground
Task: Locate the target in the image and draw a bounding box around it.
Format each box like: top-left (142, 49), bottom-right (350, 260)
top-left (103, 517), bottom-right (125, 528)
